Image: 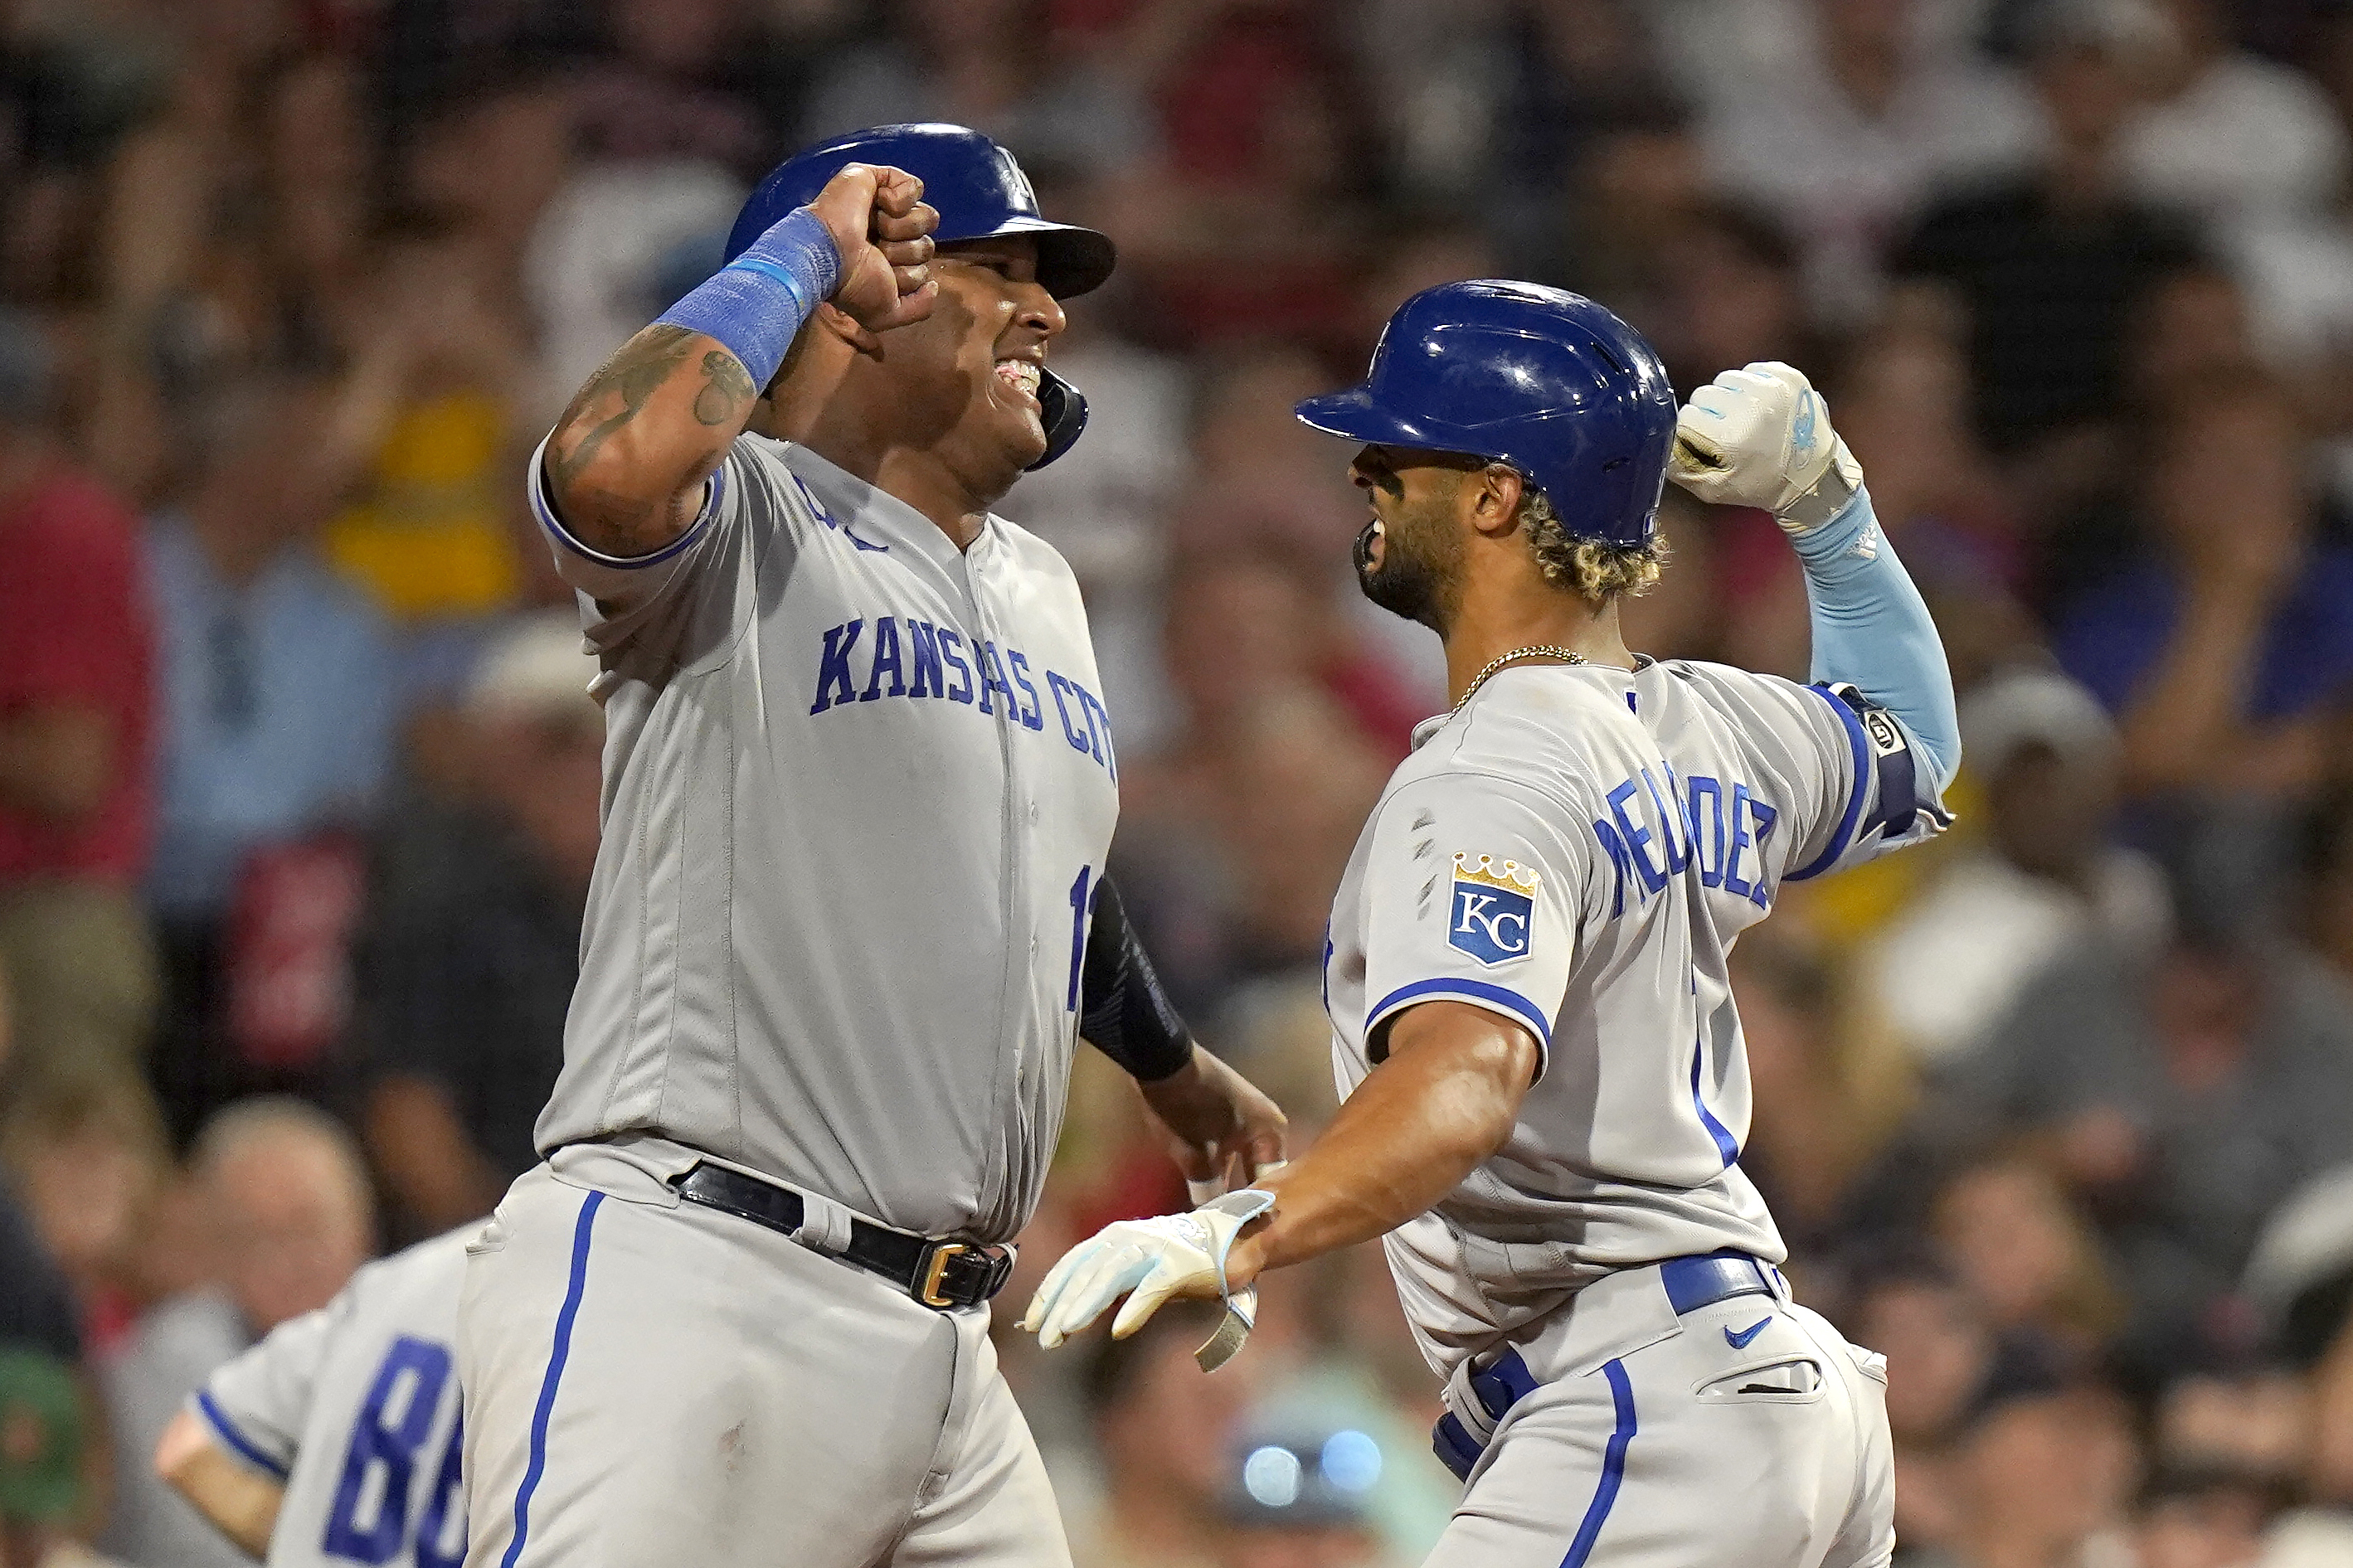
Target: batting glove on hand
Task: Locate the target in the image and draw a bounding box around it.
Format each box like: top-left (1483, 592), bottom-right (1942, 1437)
top-left (1019, 1188), bottom-right (1275, 1352)
top-left (1666, 362), bottom-right (1862, 532)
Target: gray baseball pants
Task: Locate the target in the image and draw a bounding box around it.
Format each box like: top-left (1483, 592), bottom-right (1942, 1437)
top-left (456, 1149), bottom-right (1068, 1568)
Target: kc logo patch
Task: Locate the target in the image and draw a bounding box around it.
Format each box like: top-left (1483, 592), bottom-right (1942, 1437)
top-left (1450, 852), bottom-right (1538, 967)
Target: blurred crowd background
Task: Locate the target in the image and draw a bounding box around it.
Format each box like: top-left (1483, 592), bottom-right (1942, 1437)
top-left (3, 0), bottom-right (2353, 1565)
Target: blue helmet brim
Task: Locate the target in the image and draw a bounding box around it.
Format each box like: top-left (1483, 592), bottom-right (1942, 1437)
top-left (1294, 386), bottom-right (1461, 454)
top-left (961, 217), bottom-right (1116, 300)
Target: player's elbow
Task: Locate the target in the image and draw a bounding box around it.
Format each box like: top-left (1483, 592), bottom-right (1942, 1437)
top-left (153, 1409), bottom-right (211, 1493)
top-left (544, 429), bottom-right (698, 553)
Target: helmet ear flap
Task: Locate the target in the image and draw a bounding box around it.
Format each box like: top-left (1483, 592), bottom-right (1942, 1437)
top-left (1026, 367), bottom-right (1088, 470)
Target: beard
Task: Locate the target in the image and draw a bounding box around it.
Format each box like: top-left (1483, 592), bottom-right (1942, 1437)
top-left (1354, 502), bottom-right (1458, 634)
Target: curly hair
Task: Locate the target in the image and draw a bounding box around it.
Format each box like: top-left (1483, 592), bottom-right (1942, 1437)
top-left (1516, 482), bottom-right (1666, 602)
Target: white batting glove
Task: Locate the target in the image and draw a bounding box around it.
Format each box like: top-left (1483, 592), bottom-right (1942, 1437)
top-left (1019, 1188), bottom-right (1274, 1352)
top-left (1666, 362), bottom-right (1862, 532)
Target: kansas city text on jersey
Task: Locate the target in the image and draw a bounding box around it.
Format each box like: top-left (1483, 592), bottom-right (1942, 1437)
top-left (806, 614), bottom-right (1118, 780)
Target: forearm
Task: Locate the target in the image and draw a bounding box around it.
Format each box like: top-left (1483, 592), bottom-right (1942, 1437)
top-left (156, 1410), bottom-right (281, 1558)
top-left (2117, 585), bottom-right (2271, 790)
top-left (1230, 1002), bottom-right (1534, 1279)
top-left (365, 1077), bottom-right (504, 1232)
top-left (545, 207), bottom-right (838, 557)
top-left (1791, 484), bottom-right (1962, 789)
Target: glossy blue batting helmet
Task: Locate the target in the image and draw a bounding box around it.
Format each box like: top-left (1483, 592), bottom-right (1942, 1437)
top-left (729, 123), bottom-right (1115, 470)
top-left (1295, 281), bottom-right (1677, 549)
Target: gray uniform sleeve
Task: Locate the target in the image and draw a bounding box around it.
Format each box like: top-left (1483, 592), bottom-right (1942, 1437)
top-left (526, 435), bottom-right (768, 656)
top-left (1686, 664), bottom-right (1952, 887)
top-left (191, 1295), bottom-right (344, 1479)
top-left (1359, 773), bottom-right (1600, 1081)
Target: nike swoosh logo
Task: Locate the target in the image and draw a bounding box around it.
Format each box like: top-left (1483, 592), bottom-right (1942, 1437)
top-left (1725, 1316), bottom-right (1772, 1350)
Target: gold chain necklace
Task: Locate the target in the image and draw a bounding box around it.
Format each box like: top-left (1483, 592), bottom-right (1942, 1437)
top-left (1451, 644), bottom-right (1587, 719)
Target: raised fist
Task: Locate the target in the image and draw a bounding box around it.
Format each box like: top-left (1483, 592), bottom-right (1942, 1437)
top-left (808, 163), bottom-right (938, 339)
top-left (1667, 362), bottom-right (1863, 530)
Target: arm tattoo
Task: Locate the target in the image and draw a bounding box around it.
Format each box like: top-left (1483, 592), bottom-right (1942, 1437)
top-left (546, 324), bottom-right (698, 498)
top-left (693, 349), bottom-right (758, 427)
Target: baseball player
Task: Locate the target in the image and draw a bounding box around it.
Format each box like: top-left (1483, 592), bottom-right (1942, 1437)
top-left (1023, 282), bottom-right (1962, 1567)
top-left (155, 1228), bottom-right (472, 1567)
top-left (456, 123), bottom-right (1284, 1568)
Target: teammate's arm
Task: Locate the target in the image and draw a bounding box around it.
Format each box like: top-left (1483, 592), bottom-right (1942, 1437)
top-left (1080, 875), bottom-right (1287, 1186)
top-left (1668, 362), bottom-right (1961, 789)
top-left (155, 1408), bottom-right (282, 1558)
top-left (1228, 1002), bottom-right (1534, 1275)
top-left (542, 164), bottom-right (939, 559)
top-left (1021, 1001), bottom-right (1534, 1346)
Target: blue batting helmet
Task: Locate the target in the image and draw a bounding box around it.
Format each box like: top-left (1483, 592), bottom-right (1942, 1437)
top-left (1294, 281), bottom-right (1677, 549)
top-left (729, 124), bottom-right (1115, 470)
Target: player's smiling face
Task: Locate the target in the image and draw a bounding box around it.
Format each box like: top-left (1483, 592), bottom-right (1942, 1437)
top-left (875, 235), bottom-right (1065, 487)
top-left (1349, 443), bottom-right (1477, 633)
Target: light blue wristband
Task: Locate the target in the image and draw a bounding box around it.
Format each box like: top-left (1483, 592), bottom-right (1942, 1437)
top-left (655, 206), bottom-right (840, 391)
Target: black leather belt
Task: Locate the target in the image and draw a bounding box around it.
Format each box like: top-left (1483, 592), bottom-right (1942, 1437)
top-left (673, 1163), bottom-right (1015, 1311)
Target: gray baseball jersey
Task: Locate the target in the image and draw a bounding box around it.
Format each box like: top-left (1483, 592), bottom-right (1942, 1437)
top-left (1322, 657), bottom-right (1947, 1376)
top-left (525, 434), bottom-right (1121, 1243)
top-left (192, 1229), bottom-right (471, 1568)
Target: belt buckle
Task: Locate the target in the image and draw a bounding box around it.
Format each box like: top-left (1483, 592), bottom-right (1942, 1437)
top-left (919, 1243), bottom-right (970, 1308)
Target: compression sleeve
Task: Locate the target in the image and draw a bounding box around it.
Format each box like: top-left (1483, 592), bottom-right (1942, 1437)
top-left (1791, 485), bottom-right (1961, 790)
top-left (1079, 876), bottom-right (1195, 1082)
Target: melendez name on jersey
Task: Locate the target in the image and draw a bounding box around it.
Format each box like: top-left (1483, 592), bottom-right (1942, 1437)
top-left (1322, 658), bottom-right (1948, 1371)
top-left (524, 432), bottom-right (1121, 1245)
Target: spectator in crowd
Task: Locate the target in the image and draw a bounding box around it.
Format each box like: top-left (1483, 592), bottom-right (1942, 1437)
top-left (386, 72), bottom-right (572, 329)
top-left (1119, 566), bottom-right (1389, 1018)
top-left (2128, 1465), bottom-right (2285, 1568)
top-left (2052, 369), bottom-right (2353, 799)
top-left (97, 1098), bottom-right (372, 1568)
top-left (1929, 1151), bottom-right (2126, 1353)
top-left (316, 203), bottom-right (537, 658)
top-left (523, 157), bottom-right (745, 427)
top-left (800, 0), bottom-right (1156, 179)
top-left (2122, 0), bottom-right (2350, 233)
top-left (1847, 1259), bottom-right (1996, 1556)
top-left (1345, 0), bottom-right (1672, 272)
top-left (0, 1348), bottom-right (124, 1568)
top-left (1102, 2), bottom-right (1369, 352)
top-left (568, 0), bottom-right (795, 176)
top-left (1944, 805), bottom-right (2353, 1381)
top-left (1694, 0), bottom-right (2043, 316)
top-left (0, 311), bottom-right (158, 1135)
top-left (145, 374), bottom-right (397, 1140)
top-left (1638, 198), bottom-right (1826, 404)
top-left (1914, 1344), bottom-right (2139, 1568)
top-left (1864, 668), bottom-right (2169, 1071)
top-left (0, 1071), bottom-right (173, 1358)
top-left (1891, 0), bottom-right (2202, 468)
top-left (353, 613), bottom-right (599, 1241)
top-left (1550, 104), bottom-right (1709, 322)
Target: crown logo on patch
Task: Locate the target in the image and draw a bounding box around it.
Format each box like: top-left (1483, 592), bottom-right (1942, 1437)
top-left (1453, 852), bottom-right (1539, 893)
